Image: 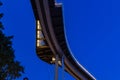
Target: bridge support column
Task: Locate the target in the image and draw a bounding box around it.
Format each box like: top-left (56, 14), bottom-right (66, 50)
top-left (62, 56), bottom-right (65, 80)
top-left (54, 55), bottom-right (59, 80)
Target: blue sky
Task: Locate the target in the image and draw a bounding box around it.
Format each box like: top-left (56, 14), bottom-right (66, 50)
top-left (1, 0), bottom-right (120, 80)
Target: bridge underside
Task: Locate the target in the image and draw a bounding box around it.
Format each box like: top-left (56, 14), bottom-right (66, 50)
top-left (31, 0), bottom-right (95, 80)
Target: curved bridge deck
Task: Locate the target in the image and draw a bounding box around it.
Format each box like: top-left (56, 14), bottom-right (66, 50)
top-left (31, 0), bottom-right (95, 80)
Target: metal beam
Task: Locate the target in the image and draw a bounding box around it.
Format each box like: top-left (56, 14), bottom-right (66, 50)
top-left (54, 55), bottom-right (59, 80)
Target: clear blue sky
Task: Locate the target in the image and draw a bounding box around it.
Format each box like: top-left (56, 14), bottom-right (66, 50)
top-left (1, 0), bottom-right (120, 80)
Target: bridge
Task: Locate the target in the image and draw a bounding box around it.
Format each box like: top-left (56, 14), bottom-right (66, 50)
top-left (30, 0), bottom-right (95, 80)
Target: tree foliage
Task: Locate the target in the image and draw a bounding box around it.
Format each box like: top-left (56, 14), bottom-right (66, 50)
top-left (0, 1), bottom-right (24, 80)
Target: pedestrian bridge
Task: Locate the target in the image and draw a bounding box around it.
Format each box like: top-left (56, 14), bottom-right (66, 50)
top-left (30, 0), bottom-right (95, 80)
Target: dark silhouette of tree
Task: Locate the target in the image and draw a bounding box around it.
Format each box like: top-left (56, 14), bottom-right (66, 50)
top-left (0, 1), bottom-right (24, 80)
top-left (23, 77), bottom-right (29, 80)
